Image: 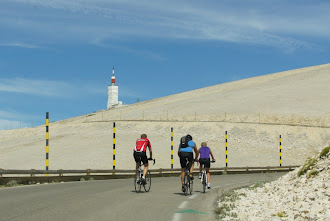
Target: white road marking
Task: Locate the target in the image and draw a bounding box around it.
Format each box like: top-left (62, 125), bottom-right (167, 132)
top-left (178, 200), bottom-right (188, 209)
top-left (188, 194), bottom-right (198, 200)
top-left (172, 213), bottom-right (182, 221)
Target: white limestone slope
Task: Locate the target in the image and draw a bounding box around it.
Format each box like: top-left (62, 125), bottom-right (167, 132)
top-left (0, 64), bottom-right (330, 170)
top-left (218, 148), bottom-right (330, 221)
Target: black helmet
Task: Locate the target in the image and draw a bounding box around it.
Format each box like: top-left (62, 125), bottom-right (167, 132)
top-left (186, 134), bottom-right (192, 140)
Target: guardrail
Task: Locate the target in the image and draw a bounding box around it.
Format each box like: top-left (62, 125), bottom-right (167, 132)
top-left (0, 166), bottom-right (299, 176)
top-left (0, 166), bottom-right (300, 185)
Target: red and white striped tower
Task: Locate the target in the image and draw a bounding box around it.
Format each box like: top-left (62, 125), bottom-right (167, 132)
top-left (107, 66), bottom-right (119, 109)
top-left (111, 66), bottom-right (116, 85)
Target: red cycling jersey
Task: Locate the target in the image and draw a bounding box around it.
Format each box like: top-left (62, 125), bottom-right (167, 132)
top-left (134, 138), bottom-right (151, 152)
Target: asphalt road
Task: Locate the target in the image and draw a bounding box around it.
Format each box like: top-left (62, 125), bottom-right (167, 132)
top-left (0, 172), bottom-right (287, 221)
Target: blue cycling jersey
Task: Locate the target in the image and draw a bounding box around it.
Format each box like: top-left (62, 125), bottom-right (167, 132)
top-left (179, 140), bottom-right (195, 153)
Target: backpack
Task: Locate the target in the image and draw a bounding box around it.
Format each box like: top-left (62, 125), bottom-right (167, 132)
top-left (180, 136), bottom-right (189, 148)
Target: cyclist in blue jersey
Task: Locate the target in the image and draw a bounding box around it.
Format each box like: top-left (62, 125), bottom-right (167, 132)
top-left (178, 134), bottom-right (198, 192)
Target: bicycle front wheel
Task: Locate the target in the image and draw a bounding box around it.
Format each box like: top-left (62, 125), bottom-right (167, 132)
top-left (143, 170), bottom-right (151, 192)
top-left (202, 174), bottom-right (206, 193)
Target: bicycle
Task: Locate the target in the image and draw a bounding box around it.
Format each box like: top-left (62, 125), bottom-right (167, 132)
top-left (200, 159), bottom-right (215, 193)
top-left (183, 158), bottom-right (194, 196)
top-left (134, 158), bottom-right (155, 193)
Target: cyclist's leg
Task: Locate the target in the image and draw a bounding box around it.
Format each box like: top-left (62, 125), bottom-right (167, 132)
top-left (141, 152), bottom-right (149, 177)
top-left (143, 162), bottom-right (149, 177)
top-left (198, 159), bottom-right (202, 178)
top-left (133, 152), bottom-right (140, 179)
top-left (205, 159), bottom-right (211, 187)
top-left (206, 167), bottom-right (210, 182)
top-left (188, 153), bottom-right (194, 178)
top-left (181, 168), bottom-right (185, 185)
top-left (136, 162), bottom-right (140, 172)
top-left (190, 161), bottom-right (194, 174)
top-left (179, 153), bottom-right (186, 189)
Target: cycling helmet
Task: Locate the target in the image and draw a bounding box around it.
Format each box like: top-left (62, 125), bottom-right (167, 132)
top-left (186, 134), bottom-right (192, 140)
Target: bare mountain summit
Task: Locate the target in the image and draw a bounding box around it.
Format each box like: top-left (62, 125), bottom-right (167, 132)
top-left (0, 64), bottom-right (330, 170)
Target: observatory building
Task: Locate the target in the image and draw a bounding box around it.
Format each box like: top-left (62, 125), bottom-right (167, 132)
top-left (107, 67), bottom-right (123, 109)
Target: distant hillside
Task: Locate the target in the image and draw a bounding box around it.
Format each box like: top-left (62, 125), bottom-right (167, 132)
top-left (0, 64), bottom-right (330, 170)
top-left (90, 63), bottom-right (330, 124)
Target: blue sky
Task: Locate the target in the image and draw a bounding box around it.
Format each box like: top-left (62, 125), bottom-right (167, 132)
top-left (0, 0), bottom-right (330, 130)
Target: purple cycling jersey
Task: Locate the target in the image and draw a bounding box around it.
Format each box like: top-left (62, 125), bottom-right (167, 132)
top-left (199, 146), bottom-right (210, 159)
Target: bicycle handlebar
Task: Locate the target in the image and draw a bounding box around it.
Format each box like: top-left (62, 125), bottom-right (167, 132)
top-left (148, 158), bottom-right (156, 165)
top-left (194, 159), bottom-right (216, 163)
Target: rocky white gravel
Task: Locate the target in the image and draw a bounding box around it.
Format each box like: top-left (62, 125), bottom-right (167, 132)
top-left (218, 149), bottom-right (330, 221)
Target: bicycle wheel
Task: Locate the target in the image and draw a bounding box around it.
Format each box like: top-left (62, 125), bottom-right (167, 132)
top-left (184, 172), bottom-right (189, 196)
top-left (202, 173), bottom-right (206, 193)
top-left (134, 171), bottom-right (141, 193)
top-left (189, 176), bottom-right (193, 195)
top-left (143, 170), bottom-right (151, 192)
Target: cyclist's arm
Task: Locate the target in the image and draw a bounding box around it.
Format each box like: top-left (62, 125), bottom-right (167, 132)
top-left (193, 143), bottom-right (198, 160)
top-left (210, 149), bottom-right (215, 161)
top-left (195, 148), bottom-right (200, 161)
top-left (177, 144), bottom-right (181, 157)
top-left (148, 142), bottom-right (152, 159)
top-left (193, 143), bottom-right (198, 154)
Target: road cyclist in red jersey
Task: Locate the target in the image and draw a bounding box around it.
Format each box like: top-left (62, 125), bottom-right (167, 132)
top-left (133, 134), bottom-right (152, 184)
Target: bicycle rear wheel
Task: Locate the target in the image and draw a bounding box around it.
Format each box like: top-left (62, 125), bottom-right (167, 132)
top-left (134, 171), bottom-right (141, 193)
top-left (202, 173), bottom-right (206, 193)
top-left (143, 170), bottom-right (151, 192)
top-left (184, 172), bottom-right (189, 196)
top-left (189, 177), bottom-right (193, 195)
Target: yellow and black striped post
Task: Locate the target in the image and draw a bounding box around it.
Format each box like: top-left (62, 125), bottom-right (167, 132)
top-left (46, 112), bottom-right (49, 176)
top-left (225, 131), bottom-right (228, 170)
top-left (113, 122), bottom-right (116, 171)
top-left (279, 135), bottom-right (282, 169)
top-left (171, 127), bottom-right (173, 171)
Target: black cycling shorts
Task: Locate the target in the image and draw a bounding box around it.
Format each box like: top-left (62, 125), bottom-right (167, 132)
top-left (133, 151), bottom-right (148, 165)
top-left (199, 158), bottom-right (211, 168)
top-left (179, 152), bottom-right (194, 168)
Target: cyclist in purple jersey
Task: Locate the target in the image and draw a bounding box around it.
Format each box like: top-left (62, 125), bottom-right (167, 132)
top-left (196, 142), bottom-right (215, 188)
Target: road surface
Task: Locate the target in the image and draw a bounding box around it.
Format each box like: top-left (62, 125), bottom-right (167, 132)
top-left (0, 172), bottom-right (287, 221)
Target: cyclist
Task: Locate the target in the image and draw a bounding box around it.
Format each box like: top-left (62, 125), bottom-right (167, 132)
top-left (196, 142), bottom-right (215, 189)
top-left (178, 134), bottom-right (198, 192)
top-left (133, 134), bottom-right (152, 184)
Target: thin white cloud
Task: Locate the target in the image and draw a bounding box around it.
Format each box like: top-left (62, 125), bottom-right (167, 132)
top-left (0, 77), bottom-right (142, 100)
top-left (0, 110), bottom-right (36, 120)
top-left (0, 78), bottom-right (74, 97)
top-left (1, 0), bottom-right (330, 51)
top-left (91, 39), bottom-right (166, 61)
top-left (0, 42), bottom-right (40, 48)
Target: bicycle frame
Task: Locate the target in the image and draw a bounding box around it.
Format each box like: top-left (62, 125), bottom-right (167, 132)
top-left (183, 159), bottom-right (193, 196)
top-left (201, 165), bottom-right (208, 193)
top-left (200, 160), bottom-right (215, 193)
top-left (134, 157), bottom-right (155, 193)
